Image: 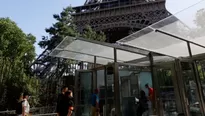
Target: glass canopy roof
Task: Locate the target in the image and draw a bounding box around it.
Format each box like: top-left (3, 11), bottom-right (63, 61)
top-left (50, 37), bottom-right (150, 65)
top-left (118, 0), bottom-right (205, 58)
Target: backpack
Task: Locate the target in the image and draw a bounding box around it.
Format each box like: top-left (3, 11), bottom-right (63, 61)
top-left (16, 100), bottom-right (24, 114)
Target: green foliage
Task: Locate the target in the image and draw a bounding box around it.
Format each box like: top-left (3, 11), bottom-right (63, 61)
top-left (195, 9), bottom-right (205, 29)
top-left (81, 25), bottom-right (106, 42)
top-left (194, 8), bottom-right (205, 37)
top-left (39, 6), bottom-right (106, 50)
top-left (157, 69), bottom-right (173, 86)
top-left (0, 18), bottom-right (39, 110)
top-left (197, 64), bottom-right (205, 81)
top-left (38, 7), bottom-right (78, 49)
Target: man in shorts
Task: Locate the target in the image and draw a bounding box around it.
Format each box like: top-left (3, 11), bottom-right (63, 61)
top-left (91, 89), bottom-right (100, 116)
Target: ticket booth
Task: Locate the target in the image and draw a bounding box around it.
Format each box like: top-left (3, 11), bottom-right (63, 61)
top-left (49, 36), bottom-right (175, 116)
top-left (50, 24), bottom-right (205, 116)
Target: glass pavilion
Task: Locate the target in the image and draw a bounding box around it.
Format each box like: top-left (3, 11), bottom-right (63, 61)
top-left (50, 0), bottom-right (205, 116)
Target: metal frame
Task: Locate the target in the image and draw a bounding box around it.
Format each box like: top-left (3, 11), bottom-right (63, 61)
top-left (74, 69), bottom-right (93, 116)
top-left (116, 25), bottom-right (205, 115)
top-left (49, 31), bottom-right (205, 116)
top-left (155, 29), bottom-right (205, 49)
top-left (77, 37), bottom-right (177, 59)
top-left (154, 29), bottom-right (205, 115)
top-left (50, 36), bottom-right (176, 66)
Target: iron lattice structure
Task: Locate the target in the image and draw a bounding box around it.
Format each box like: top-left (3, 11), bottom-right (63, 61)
top-left (72, 0), bottom-right (170, 42)
top-left (30, 47), bottom-right (84, 106)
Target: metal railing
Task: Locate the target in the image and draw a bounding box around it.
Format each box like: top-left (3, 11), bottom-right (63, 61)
top-left (0, 106), bottom-right (56, 116)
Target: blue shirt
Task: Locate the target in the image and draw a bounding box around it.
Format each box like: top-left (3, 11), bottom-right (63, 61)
top-left (91, 94), bottom-right (99, 107)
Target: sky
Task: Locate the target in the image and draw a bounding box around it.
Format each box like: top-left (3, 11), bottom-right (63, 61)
top-left (166, 0), bottom-right (205, 28)
top-left (0, 0), bottom-right (84, 55)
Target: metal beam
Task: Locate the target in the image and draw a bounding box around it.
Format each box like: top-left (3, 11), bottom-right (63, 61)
top-left (125, 56), bottom-right (149, 63)
top-left (113, 48), bottom-right (121, 116)
top-left (77, 37), bottom-right (175, 58)
top-left (119, 43), bottom-right (176, 59)
top-left (148, 52), bottom-right (158, 115)
top-left (155, 29), bottom-right (205, 49)
top-left (54, 48), bottom-right (124, 62)
top-left (118, 62), bottom-right (149, 67)
top-left (77, 37), bottom-right (148, 56)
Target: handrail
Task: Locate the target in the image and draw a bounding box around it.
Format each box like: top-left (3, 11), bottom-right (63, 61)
top-left (33, 113), bottom-right (57, 116)
top-left (0, 106), bottom-right (56, 114)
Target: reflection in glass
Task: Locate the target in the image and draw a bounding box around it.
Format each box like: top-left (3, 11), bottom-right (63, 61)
top-left (106, 73), bottom-right (115, 116)
top-left (97, 70), bottom-right (106, 115)
top-left (181, 62), bottom-right (201, 115)
top-left (156, 69), bottom-right (177, 116)
top-left (78, 72), bottom-right (92, 116)
top-left (118, 65), bottom-right (152, 116)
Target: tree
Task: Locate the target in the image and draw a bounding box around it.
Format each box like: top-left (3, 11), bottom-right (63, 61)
top-left (39, 7), bottom-right (106, 50)
top-left (0, 18), bottom-right (39, 110)
top-left (82, 25), bottom-right (106, 41)
top-left (36, 6), bottom-right (106, 106)
top-left (195, 9), bottom-right (205, 29)
top-left (194, 8), bottom-right (205, 37)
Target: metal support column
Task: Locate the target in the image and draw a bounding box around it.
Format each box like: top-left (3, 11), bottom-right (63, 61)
top-left (148, 52), bottom-right (161, 115)
top-left (93, 56), bottom-right (97, 90)
top-left (171, 64), bottom-right (183, 113)
top-left (174, 59), bottom-right (190, 116)
top-left (104, 66), bottom-right (108, 116)
top-left (74, 71), bottom-right (80, 116)
top-left (113, 48), bottom-right (121, 116)
top-left (187, 42), bottom-right (205, 115)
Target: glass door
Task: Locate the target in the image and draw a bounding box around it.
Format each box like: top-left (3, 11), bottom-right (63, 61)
top-left (75, 70), bottom-right (93, 116)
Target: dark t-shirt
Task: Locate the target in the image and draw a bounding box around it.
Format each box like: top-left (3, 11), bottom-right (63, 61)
top-left (57, 93), bottom-right (68, 116)
top-left (67, 96), bottom-right (74, 107)
top-left (16, 100), bottom-right (24, 114)
top-left (139, 97), bottom-right (149, 110)
top-left (56, 93), bottom-right (63, 113)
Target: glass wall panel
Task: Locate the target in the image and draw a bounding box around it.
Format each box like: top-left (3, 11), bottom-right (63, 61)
top-left (76, 71), bottom-right (93, 116)
top-left (197, 61), bottom-right (205, 99)
top-left (105, 66), bottom-right (115, 116)
top-left (97, 70), bottom-right (105, 115)
top-left (156, 68), bottom-right (178, 116)
top-left (181, 62), bottom-right (202, 115)
top-left (118, 65), bottom-right (150, 116)
top-left (196, 61), bottom-right (205, 115)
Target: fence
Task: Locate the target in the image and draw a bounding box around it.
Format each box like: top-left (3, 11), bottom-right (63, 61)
top-left (0, 106), bottom-right (56, 116)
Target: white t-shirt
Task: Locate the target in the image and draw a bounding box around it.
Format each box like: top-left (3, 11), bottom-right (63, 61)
top-left (22, 99), bottom-right (30, 113)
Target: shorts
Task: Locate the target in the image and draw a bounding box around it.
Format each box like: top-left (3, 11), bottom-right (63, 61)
top-left (91, 106), bottom-right (98, 116)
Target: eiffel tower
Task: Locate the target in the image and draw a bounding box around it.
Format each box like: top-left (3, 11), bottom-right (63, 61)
top-left (72, 0), bottom-right (170, 42)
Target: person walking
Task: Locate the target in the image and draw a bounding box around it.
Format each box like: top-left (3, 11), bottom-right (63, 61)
top-left (22, 92), bottom-right (30, 116)
top-left (16, 93), bottom-right (23, 116)
top-left (57, 86), bottom-right (69, 116)
top-left (65, 91), bottom-right (74, 116)
top-left (137, 90), bottom-right (149, 116)
top-left (91, 89), bottom-right (100, 116)
top-left (145, 83), bottom-right (154, 114)
top-left (145, 84), bottom-right (154, 101)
